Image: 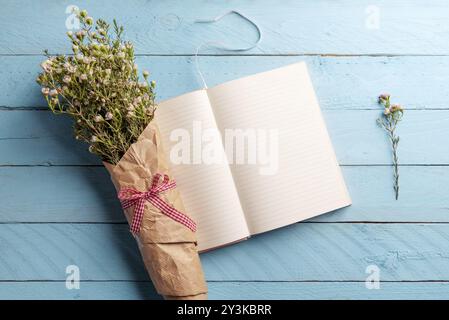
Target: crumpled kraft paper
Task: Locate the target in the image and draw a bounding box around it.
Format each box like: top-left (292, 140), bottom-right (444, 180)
top-left (104, 123), bottom-right (208, 299)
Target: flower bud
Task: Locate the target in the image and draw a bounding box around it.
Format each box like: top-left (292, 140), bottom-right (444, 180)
top-left (391, 104), bottom-right (403, 112)
top-left (379, 93), bottom-right (390, 103)
top-left (105, 112), bottom-right (113, 120)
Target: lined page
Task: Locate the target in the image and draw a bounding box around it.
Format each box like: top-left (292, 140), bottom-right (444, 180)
top-left (207, 62), bottom-right (351, 234)
top-left (155, 89), bottom-right (249, 251)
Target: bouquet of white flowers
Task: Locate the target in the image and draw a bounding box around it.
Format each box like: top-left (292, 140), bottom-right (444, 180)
top-left (36, 9), bottom-right (207, 299)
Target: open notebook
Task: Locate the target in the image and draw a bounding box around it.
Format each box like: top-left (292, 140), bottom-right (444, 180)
top-left (155, 62), bottom-right (351, 252)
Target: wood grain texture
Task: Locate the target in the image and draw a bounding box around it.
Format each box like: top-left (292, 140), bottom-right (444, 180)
top-left (0, 223), bottom-right (449, 282)
top-left (2, 56), bottom-right (448, 109)
top-left (1, 0), bottom-right (449, 55)
top-left (1, 166), bottom-right (448, 223)
top-left (1, 109), bottom-right (448, 166)
top-left (1, 0), bottom-right (448, 300)
top-left (1, 281), bottom-right (449, 300)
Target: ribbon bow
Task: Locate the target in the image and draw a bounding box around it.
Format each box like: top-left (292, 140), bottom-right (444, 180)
top-left (118, 173), bottom-right (197, 234)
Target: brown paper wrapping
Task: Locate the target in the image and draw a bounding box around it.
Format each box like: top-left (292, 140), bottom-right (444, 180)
top-left (104, 123), bottom-right (208, 299)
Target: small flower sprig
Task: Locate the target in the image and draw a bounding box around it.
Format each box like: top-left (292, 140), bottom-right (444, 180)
top-left (36, 9), bottom-right (156, 164)
top-left (376, 94), bottom-right (404, 200)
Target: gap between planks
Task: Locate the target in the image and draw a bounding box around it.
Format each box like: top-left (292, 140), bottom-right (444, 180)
top-left (2, 107), bottom-right (448, 111)
top-left (2, 280), bottom-right (449, 283)
top-left (0, 164), bottom-right (446, 167)
top-left (1, 222), bottom-right (449, 225)
top-left (3, 53), bottom-right (449, 57)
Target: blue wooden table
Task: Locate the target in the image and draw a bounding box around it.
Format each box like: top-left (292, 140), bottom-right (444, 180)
top-left (1, 0), bottom-right (449, 299)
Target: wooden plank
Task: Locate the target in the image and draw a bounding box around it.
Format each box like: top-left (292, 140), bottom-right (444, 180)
top-left (1, 281), bottom-right (449, 300)
top-left (0, 223), bottom-right (449, 281)
top-left (1, 166), bottom-right (448, 223)
top-left (1, 55), bottom-right (448, 109)
top-left (0, 167), bottom-right (122, 222)
top-left (2, 0), bottom-right (449, 55)
top-left (210, 282), bottom-right (449, 300)
top-left (0, 109), bottom-right (448, 166)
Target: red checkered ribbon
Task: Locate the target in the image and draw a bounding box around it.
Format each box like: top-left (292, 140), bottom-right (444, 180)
top-left (117, 173), bottom-right (196, 234)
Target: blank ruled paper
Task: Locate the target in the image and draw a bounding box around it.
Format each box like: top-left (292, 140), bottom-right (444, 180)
top-left (156, 62), bottom-right (351, 250)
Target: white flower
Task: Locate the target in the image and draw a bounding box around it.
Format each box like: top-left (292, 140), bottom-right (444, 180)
top-left (105, 69), bottom-right (111, 75)
top-left (384, 108), bottom-right (391, 115)
top-left (127, 104), bottom-right (135, 111)
top-left (139, 82), bottom-right (148, 88)
top-left (40, 60), bottom-right (52, 72)
top-left (76, 30), bottom-right (86, 38)
top-left (83, 56), bottom-right (91, 64)
top-left (63, 75), bottom-right (71, 84)
top-left (80, 74), bottom-right (88, 81)
top-left (41, 88), bottom-right (50, 96)
top-left (145, 106), bottom-right (153, 115)
top-left (49, 89), bottom-right (58, 97)
top-left (105, 112), bottom-right (113, 120)
top-left (127, 111), bottom-right (134, 118)
top-left (90, 135), bottom-right (98, 143)
top-left (94, 115), bottom-right (103, 123)
top-left (117, 52), bottom-right (125, 58)
top-left (133, 96), bottom-right (142, 104)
